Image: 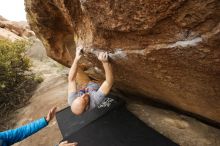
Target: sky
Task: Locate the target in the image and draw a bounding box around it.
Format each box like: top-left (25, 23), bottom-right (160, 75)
top-left (0, 0), bottom-right (26, 21)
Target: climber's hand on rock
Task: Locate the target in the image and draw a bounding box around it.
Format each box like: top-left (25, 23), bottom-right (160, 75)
top-left (98, 52), bottom-right (109, 63)
top-left (59, 141), bottom-right (78, 146)
top-left (46, 107), bottom-right (57, 123)
top-left (75, 46), bottom-right (83, 61)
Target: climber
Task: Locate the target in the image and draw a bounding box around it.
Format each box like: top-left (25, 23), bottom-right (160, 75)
top-left (0, 107), bottom-right (78, 146)
top-left (68, 47), bottom-right (114, 115)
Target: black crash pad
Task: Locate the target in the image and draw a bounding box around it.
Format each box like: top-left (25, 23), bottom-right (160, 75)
top-left (56, 96), bottom-right (178, 146)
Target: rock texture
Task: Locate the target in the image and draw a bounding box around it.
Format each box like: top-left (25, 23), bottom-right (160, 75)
top-left (25, 0), bottom-right (220, 123)
top-left (0, 16), bottom-right (34, 41)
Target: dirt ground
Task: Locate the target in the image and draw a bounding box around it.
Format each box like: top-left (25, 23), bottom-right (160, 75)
top-left (12, 58), bottom-right (220, 146)
top-left (13, 59), bottom-right (68, 146)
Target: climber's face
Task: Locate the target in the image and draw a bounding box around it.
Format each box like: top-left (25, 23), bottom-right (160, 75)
top-left (71, 93), bottom-right (89, 115)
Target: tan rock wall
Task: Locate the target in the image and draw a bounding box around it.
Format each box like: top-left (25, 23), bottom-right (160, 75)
top-left (25, 0), bottom-right (220, 122)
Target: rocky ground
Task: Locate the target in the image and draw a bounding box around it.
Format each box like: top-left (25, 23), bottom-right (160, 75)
top-left (13, 58), bottom-right (67, 146)
top-left (11, 57), bottom-right (220, 146)
top-left (127, 101), bottom-right (220, 146)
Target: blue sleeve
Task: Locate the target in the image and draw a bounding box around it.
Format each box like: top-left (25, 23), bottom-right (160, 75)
top-left (0, 117), bottom-right (48, 145)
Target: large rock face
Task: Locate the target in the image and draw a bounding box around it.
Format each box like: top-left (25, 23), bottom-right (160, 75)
top-left (0, 16), bottom-right (34, 41)
top-left (25, 0), bottom-right (220, 123)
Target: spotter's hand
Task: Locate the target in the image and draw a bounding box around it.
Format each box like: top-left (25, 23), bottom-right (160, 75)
top-left (98, 52), bottom-right (109, 63)
top-left (46, 107), bottom-right (57, 123)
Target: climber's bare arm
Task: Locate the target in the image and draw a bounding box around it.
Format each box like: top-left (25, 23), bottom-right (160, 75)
top-left (97, 52), bottom-right (114, 95)
top-left (68, 47), bottom-right (83, 94)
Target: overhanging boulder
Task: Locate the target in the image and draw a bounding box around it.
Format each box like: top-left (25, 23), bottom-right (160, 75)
top-left (25, 0), bottom-right (220, 123)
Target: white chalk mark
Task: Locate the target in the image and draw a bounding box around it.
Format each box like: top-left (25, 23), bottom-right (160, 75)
top-left (83, 37), bottom-right (203, 61)
top-left (169, 37), bottom-right (202, 48)
top-left (125, 49), bottom-right (145, 55)
top-left (109, 48), bottom-right (128, 60)
top-left (90, 48), bottom-right (100, 56)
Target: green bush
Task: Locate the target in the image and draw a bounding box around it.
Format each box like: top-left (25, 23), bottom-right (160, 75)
top-left (0, 39), bottom-right (39, 130)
